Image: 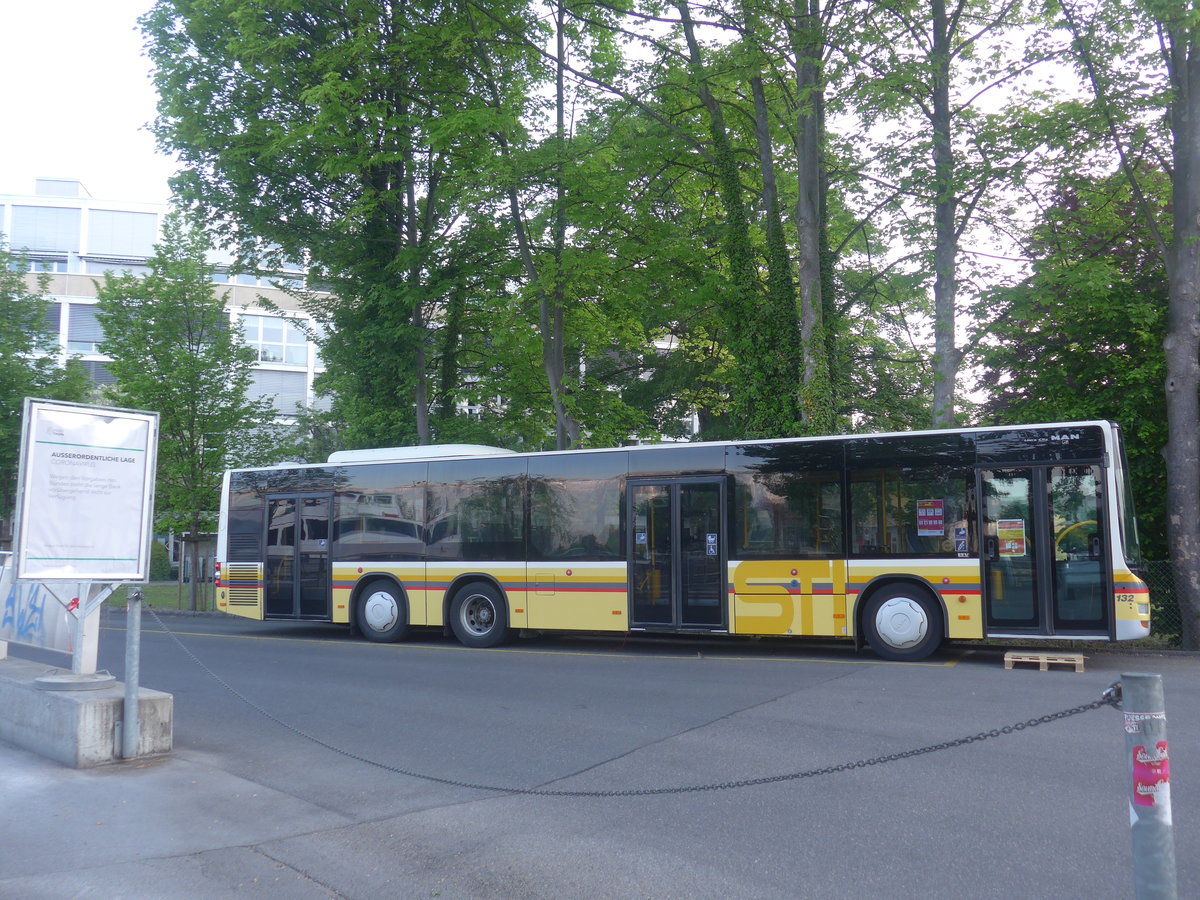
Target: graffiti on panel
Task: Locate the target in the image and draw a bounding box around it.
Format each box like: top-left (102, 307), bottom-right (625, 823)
top-left (0, 557), bottom-right (75, 652)
top-left (3, 582), bottom-right (46, 643)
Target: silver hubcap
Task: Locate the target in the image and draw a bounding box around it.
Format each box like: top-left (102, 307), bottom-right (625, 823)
top-left (874, 596), bottom-right (928, 649)
top-left (363, 590), bottom-right (399, 633)
top-left (461, 594), bottom-right (496, 635)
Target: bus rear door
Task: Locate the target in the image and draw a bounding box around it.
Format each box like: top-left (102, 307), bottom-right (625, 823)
top-left (265, 493), bottom-right (332, 620)
top-left (628, 478), bottom-right (726, 632)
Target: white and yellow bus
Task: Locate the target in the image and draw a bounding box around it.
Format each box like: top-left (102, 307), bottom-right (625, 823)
top-left (215, 421), bottom-right (1150, 660)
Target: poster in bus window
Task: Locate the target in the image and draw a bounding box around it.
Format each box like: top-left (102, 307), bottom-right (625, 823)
top-left (997, 518), bottom-right (1027, 557)
top-left (917, 499), bottom-right (945, 537)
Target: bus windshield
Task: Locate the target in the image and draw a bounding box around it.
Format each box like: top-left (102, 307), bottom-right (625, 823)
top-left (1113, 429), bottom-right (1144, 571)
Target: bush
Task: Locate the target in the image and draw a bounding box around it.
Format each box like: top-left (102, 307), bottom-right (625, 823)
top-left (149, 540), bottom-right (175, 581)
top-left (1144, 560), bottom-right (1181, 646)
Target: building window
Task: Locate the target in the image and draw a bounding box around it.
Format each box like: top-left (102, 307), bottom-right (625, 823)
top-left (44, 302), bottom-right (62, 337)
top-left (7, 255), bottom-right (68, 273)
top-left (10, 206), bottom-right (81, 253)
top-left (67, 304), bottom-right (105, 355)
top-left (82, 360), bottom-right (118, 386)
top-left (269, 274), bottom-right (304, 290)
top-left (242, 314), bottom-right (308, 366)
top-left (249, 369), bottom-right (309, 416)
top-left (84, 259), bottom-right (150, 276)
top-left (88, 209), bottom-right (158, 257)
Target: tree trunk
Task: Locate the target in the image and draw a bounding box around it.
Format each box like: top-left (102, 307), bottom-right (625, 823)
top-left (748, 68), bottom-right (805, 435)
top-left (471, 7), bottom-right (581, 448)
top-left (930, 0), bottom-right (960, 427)
top-left (677, 1), bottom-right (775, 435)
top-left (1163, 18), bottom-right (1200, 648)
top-left (790, 0), bottom-right (834, 432)
top-left (548, 1), bottom-right (579, 450)
top-left (187, 528), bottom-right (200, 612)
top-left (436, 282), bottom-right (466, 421)
top-left (403, 144), bottom-right (431, 445)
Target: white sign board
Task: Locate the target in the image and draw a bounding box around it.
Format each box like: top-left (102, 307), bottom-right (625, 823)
top-left (14, 400), bottom-right (159, 582)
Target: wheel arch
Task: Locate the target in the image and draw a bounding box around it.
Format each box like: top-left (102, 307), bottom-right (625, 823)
top-left (442, 573), bottom-right (510, 632)
top-left (352, 573), bottom-right (411, 617)
top-left (351, 573), bottom-right (413, 642)
top-left (853, 574), bottom-right (947, 641)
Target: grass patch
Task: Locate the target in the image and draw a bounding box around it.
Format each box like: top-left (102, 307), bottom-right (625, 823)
top-left (111, 582), bottom-right (217, 611)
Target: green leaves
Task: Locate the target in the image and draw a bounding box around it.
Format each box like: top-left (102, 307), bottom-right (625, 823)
top-left (138, 0), bottom-right (1189, 465)
top-left (94, 211), bottom-right (277, 535)
top-left (971, 171), bottom-right (1170, 555)
top-left (0, 243), bottom-right (91, 519)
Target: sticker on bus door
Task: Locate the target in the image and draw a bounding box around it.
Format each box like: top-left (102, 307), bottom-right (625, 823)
top-left (955, 527), bottom-right (968, 554)
top-left (917, 499), bottom-right (944, 536)
top-left (997, 518), bottom-right (1027, 557)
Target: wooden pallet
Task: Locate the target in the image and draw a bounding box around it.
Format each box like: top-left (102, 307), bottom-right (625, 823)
top-left (1004, 650), bottom-right (1085, 673)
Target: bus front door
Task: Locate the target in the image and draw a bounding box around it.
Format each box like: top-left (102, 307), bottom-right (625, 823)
top-left (629, 479), bottom-right (725, 631)
top-left (265, 494), bottom-right (332, 620)
top-left (980, 466), bottom-right (1109, 636)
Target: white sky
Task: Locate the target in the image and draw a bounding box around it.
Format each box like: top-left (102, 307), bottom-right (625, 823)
top-left (1, 0), bottom-right (176, 204)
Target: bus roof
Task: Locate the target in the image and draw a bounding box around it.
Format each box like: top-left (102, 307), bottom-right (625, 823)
top-left (326, 444), bottom-right (516, 464)
top-left (226, 420), bottom-right (1118, 474)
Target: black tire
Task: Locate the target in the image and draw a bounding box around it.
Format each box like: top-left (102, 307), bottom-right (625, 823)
top-left (862, 584), bottom-right (943, 661)
top-left (449, 582), bottom-right (511, 648)
top-left (356, 579), bottom-right (409, 643)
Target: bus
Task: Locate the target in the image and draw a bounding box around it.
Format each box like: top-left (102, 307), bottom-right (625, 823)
top-left (214, 421), bottom-right (1150, 661)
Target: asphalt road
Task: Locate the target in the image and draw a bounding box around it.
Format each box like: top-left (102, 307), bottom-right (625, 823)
top-left (6, 609), bottom-right (1198, 898)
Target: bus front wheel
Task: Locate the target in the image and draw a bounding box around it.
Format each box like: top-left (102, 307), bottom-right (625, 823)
top-left (450, 582), bottom-right (511, 649)
top-left (862, 585), bottom-right (943, 661)
top-left (357, 580), bottom-right (409, 643)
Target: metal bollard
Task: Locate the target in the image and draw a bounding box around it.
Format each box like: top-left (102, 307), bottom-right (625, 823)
top-left (122, 588), bottom-right (143, 760)
top-left (1120, 673), bottom-right (1177, 899)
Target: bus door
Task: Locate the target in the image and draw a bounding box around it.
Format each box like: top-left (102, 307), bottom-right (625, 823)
top-left (628, 478), bottom-right (725, 631)
top-left (979, 466), bottom-right (1109, 636)
top-left (265, 493), bottom-right (332, 619)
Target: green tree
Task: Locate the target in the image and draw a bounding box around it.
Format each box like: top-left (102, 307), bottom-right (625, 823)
top-left (972, 173), bottom-right (1169, 558)
top-left (0, 241), bottom-right (90, 534)
top-left (95, 212), bottom-right (277, 609)
top-left (1056, 0), bottom-right (1200, 647)
top-left (143, 0), bottom-right (547, 449)
top-left (855, 0), bottom-right (1055, 426)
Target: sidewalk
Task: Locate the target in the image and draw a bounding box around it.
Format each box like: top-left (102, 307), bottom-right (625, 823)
top-left (0, 740), bottom-right (345, 898)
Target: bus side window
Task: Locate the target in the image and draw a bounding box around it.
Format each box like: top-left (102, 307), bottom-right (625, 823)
top-left (530, 477), bottom-right (622, 561)
top-left (731, 471), bottom-right (843, 559)
top-left (849, 466), bottom-right (972, 558)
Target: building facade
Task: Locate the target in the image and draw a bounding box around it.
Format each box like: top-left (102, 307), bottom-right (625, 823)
top-left (1, 178), bottom-right (326, 418)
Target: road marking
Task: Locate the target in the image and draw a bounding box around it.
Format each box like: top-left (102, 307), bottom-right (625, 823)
top-left (103, 623), bottom-right (965, 666)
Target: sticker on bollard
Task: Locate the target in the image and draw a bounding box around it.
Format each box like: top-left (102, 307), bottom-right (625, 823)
top-left (1132, 742), bottom-right (1170, 809)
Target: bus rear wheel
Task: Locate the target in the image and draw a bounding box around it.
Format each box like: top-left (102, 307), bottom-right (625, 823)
top-left (357, 580), bottom-right (409, 643)
top-left (450, 582), bottom-right (511, 649)
top-left (863, 585), bottom-right (943, 661)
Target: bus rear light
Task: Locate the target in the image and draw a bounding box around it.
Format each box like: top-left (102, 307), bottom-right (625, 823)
top-left (1138, 604), bottom-right (1149, 616)
top-left (214, 561), bottom-right (222, 587)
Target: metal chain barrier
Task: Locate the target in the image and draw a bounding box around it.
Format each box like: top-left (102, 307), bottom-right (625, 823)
top-left (145, 607), bottom-right (1120, 798)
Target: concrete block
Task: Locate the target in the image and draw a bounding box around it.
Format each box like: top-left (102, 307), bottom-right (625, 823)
top-left (0, 657), bottom-right (172, 768)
